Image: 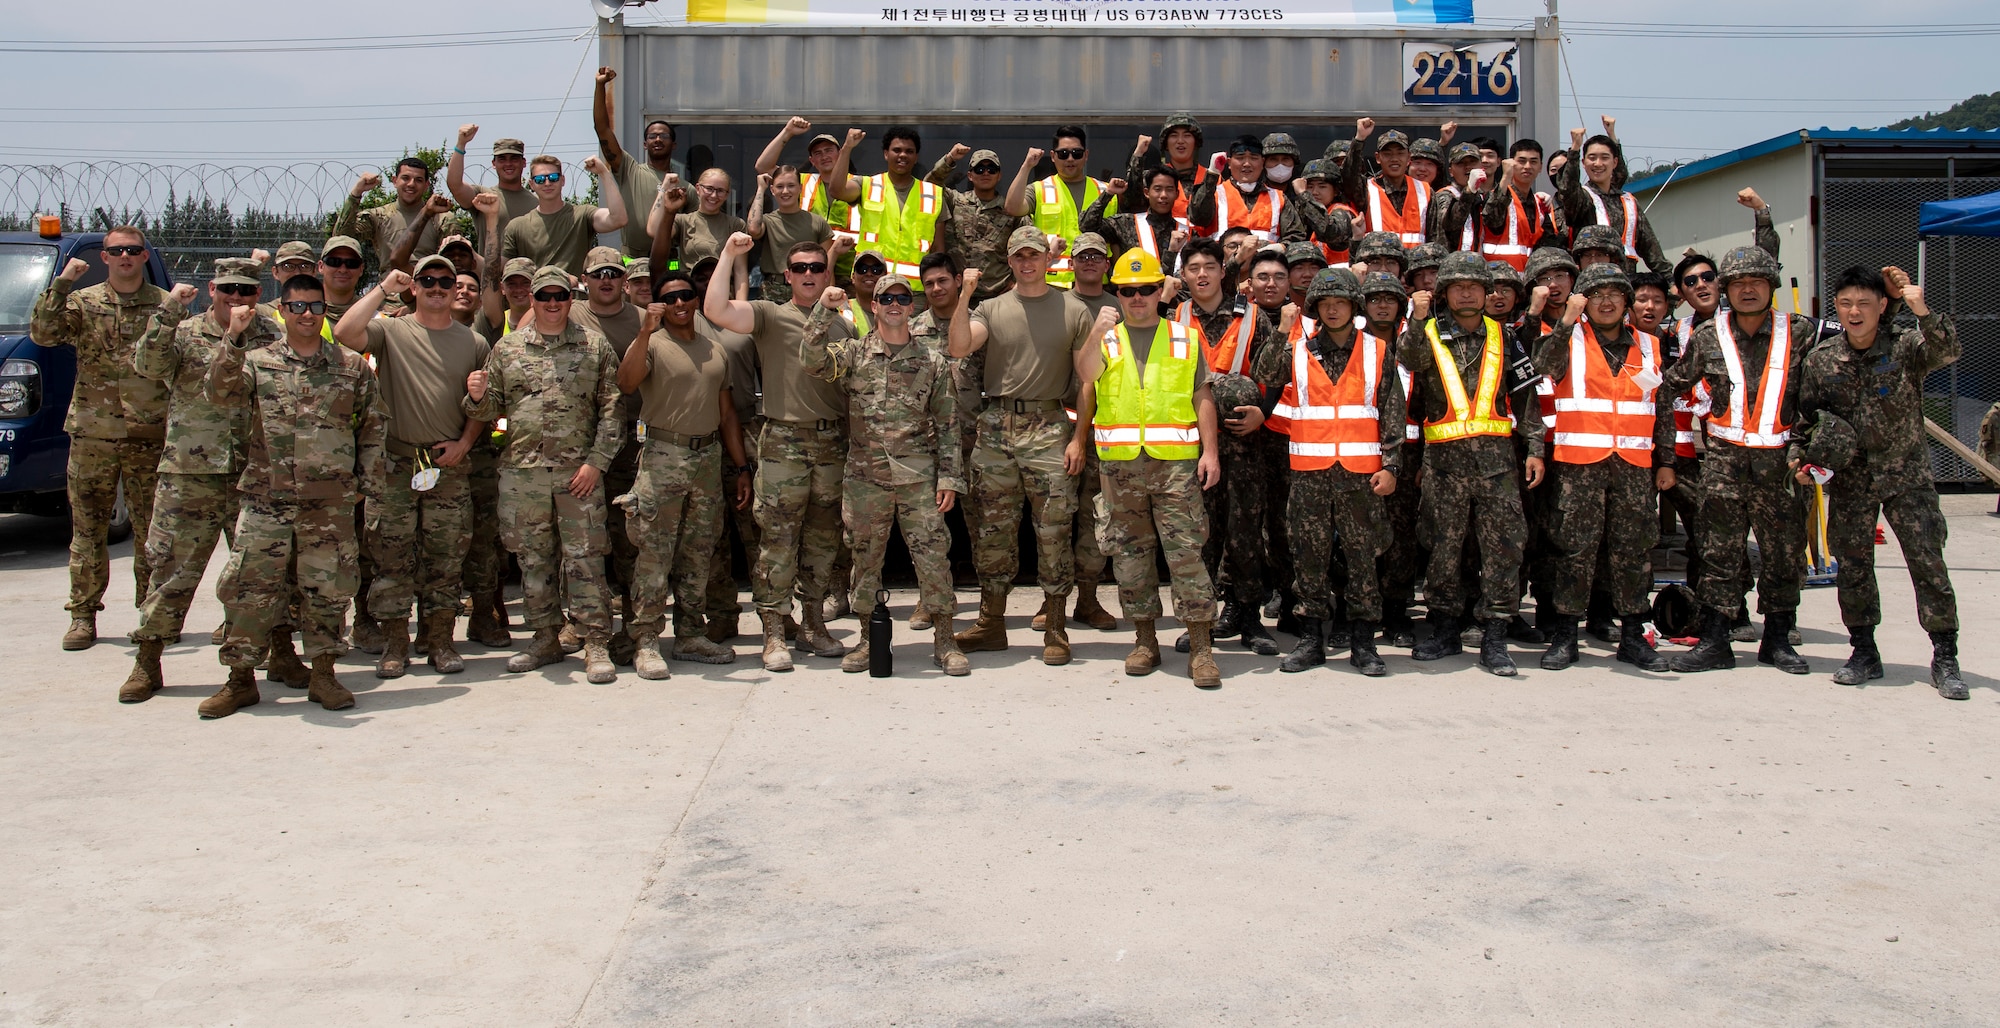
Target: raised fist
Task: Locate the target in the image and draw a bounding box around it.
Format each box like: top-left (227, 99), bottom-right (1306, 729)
top-left (946, 143), bottom-right (971, 163)
top-left (1134, 134), bottom-right (1154, 157)
top-left (58, 258), bottom-right (90, 283)
top-left (1409, 290), bottom-right (1433, 320)
top-left (1563, 291), bottom-right (1588, 322)
top-left (466, 370), bottom-right (488, 402)
top-left (1168, 229), bottom-right (1189, 252)
top-left (353, 171), bottom-right (383, 196)
top-left (1105, 178), bottom-right (1128, 195)
top-left (472, 191), bottom-right (500, 215)
top-left (642, 303), bottom-right (665, 335)
top-left (1277, 302), bottom-right (1299, 337)
top-left (1467, 168), bottom-right (1489, 193)
top-left (1736, 187), bottom-right (1766, 211)
top-left (723, 231), bottom-right (755, 256)
top-left (1600, 115), bottom-right (1617, 139)
top-left (1025, 147), bottom-right (1046, 166)
top-left (1528, 284), bottom-right (1550, 314)
top-left (960, 268), bottom-right (982, 291)
top-left (169, 283), bottom-right (198, 305)
top-left (1569, 127), bottom-right (1586, 150)
top-left (1439, 120), bottom-right (1459, 144)
top-left (380, 269), bottom-right (415, 295)
top-left (581, 154), bottom-right (605, 176)
top-left (424, 192), bottom-right (452, 216)
top-left (595, 67), bottom-right (616, 85)
top-left (227, 303), bottom-right (256, 336)
top-left (819, 286), bottom-right (849, 308)
top-left (1356, 117), bottom-right (1376, 139)
top-left (1091, 304), bottom-right (1122, 338)
top-left (248, 248), bottom-right (271, 267)
top-left (844, 127), bottom-right (866, 149)
top-left (1501, 157), bottom-right (1518, 178)
top-left (784, 116), bottom-right (811, 136)
top-left (457, 123), bottom-right (479, 147)
top-left (756, 172), bottom-right (773, 193)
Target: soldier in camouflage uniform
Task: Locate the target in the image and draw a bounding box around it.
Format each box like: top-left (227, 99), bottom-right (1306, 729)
top-left (1083, 166), bottom-right (1192, 275)
top-left (333, 161), bottom-right (454, 274)
top-left (1361, 273), bottom-right (1425, 646)
top-left (1350, 231), bottom-right (1408, 281)
top-left (1403, 242), bottom-right (1448, 295)
top-left (202, 273), bottom-right (388, 718)
top-left (803, 274), bottom-right (970, 676)
top-left (1794, 265), bottom-right (1968, 699)
top-left (31, 226), bottom-right (171, 650)
top-left (927, 146), bottom-right (1025, 304)
top-left (908, 253), bottom-right (981, 630)
top-left (464, 266), bottom-right (626, 684)
top-left (119, 260), bottom-right (279, 703)
top-left (1983, 400), bottom-right (2000, 514)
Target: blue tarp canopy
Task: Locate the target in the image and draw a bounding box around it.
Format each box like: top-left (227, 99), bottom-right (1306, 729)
top-left (1917, 190), bottom-right (2000, 238)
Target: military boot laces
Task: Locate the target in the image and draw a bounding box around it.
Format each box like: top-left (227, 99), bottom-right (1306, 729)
top-left (1212, 599), bottom-right (1242, 640)
top-left (841, 637), bottom-right (871, 673)
top-left (1185, 620), bottom-right (1222, 689)
top-left (632, 633), bottom-right (671, 680)
top-left (1411, 614), bottom-right (1462, 661)
top-left (1126, 618), bottom-right (1162, 676)
top-left (1672, 612), bottom-right (1737, 673)
top-left (1616, 618), bottom-right (1671, 673)
top-left (1349, 621), bottom-right (1388, 677)
top-left (932, 616), bottom-right (970, 676)
top-left (672, 632), bottom-right (736, 665)
top-left (1539, 616), bottom-right (1581, 671)
top-left (1041, 598), bottom-right (1071, 666)
top-left (798, 603), bottom-right (846, 658)
top-left (1237, 609), bottom-right (1280, 656)
top-left (758, 610), bottom-right (794, 671)
top-left (1279, 618), bottom-right (1324, 673)
top-left (119, 640), bottom-right (165, 703)
top-left (1480, 619), bottom-right (1517, 677)
top-left (1756, 611), bottom-right (1809, 675)
top-left (506, 627), bottom-right (565, 673)
top-left (307, 653), bottom-right (354, 710)
top-left (1832, 626), bottom-right (1884, 686)
top-left (427, 612), bottom-right (465, 674)
top-left (954, 587), bottom-right (1010, 652)
top-left (374, 617), bottom-right (411, 679)
top-left (1930, 630), bottom-right (1969, 700)
top-left (583, 638), bottom-right (617, 684)
top-left (62, 615), bottom-right (97, 651)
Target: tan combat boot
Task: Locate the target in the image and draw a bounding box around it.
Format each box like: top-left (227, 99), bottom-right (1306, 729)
top-left (374, 617), bottom-right (411, 679)
top-left (1041, 597), bottom-right (1071, 666)
top-left (910, 606), bottom-right (934, 630)
top-left (1073, 576), bottom-right (1118, 631)
top-left (209, 622), bottom-right (228, 646)
top-left (759, 610), bottom-right (793, 672)
top-left (62, 614), bottom-right (96, 651)
top-left (506, 627), bottom-right (564, 673)
top-left (199, 667), bottom-right (260, 719)
top-left (426, 611), bottom-right (464, 674)
top-left (632, 632), bottom-right (670, 680)
top-left (798, 602), bottom-right (846, 658)
top-left (265, 627), bottom-right (311, 688)
top-left (1126, 619), bottom-right (1161, 676)
top-left (467, 595), bottom-right (511, 647)
top-left (307, 653), bottom-right (355, 710)
top-left (954, 586), bottom-right (1010, 652)
top-left (557, 618), bottom-right (585, 654)
top-left (119, 640), bottom-right (165, 703)
top-left (350, 609), bottom-right (385, 654)
top-left (932, 613), bottom-right (970, 677)
top-left (583, 637), bottom-right (617, 684)
top-left (841, 638), bottom-right (871, 673)
top-left (1186, 620), bottom-right (1222, 689)
top-left (672, 632), bottom-right (736, 665)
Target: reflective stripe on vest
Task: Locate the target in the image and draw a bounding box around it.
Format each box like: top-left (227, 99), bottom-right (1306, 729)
top-left (1550, 322), bottom-right (1659, 466)
top-left (1443, 185), bottom-right (1477, 252)
top-left (1706, 314), bottom-right (1792, 448)
top-left (1171, 165), bottom-right (1209, 224)
top-left (1094, 319), bottom-right (1201, 460)
top-left (804, 173), bottom-right (859, 246)
top-left (853, 174), bottom-right (941, 279)
top-left (1367, 177), bottom-right (1432, 249)
top-left (1216, 183), bottom-right (1285, 242)
top-left (1670, 316), bottom-right (1706, 458)
top-left (840, 300), bottom-right (871, 337)
top-left (1421, 317), bottom-right (1513, 442)
top-left (1586, 187), bottom-right (1641, 260)
top-left (1396, 363), bottom-right (1421, 440)
top-left (1479, 188), bottom-right (1543, 270)
top-left (1036, 176), bottom-right (1106, 279)
top-left (1172, 301), bottom-right (1256, 378)
top-left (1266, 330), bottom-right (1388, 472)
top-left (1134, 213), bottom-right (1191, 260)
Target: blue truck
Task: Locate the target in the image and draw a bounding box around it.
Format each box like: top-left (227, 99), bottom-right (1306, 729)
top-left (0, 229), bottom-right (175, 541)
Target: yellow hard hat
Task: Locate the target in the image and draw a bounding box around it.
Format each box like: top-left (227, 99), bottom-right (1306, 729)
top-left (1108, 247), bottom-right (1165, 286)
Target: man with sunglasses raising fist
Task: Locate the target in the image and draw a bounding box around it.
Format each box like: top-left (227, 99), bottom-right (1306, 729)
top-left (336, 254), bottom-right (491, 680)
top-left (926, 145), bottom-right (1024, 305)
top-left (503, 154), bottom-right (628, 277)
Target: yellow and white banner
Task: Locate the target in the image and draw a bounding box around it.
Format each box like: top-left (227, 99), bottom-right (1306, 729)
top-left (675, 0), bottom-right (1473, 28)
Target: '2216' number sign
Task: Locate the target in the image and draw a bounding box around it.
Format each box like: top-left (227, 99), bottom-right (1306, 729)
top-left (1401, 41), bottom-right (1519, 106)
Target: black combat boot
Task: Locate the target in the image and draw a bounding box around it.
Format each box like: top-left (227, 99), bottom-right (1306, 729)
top-left (1213, 599), bottom-right (1242, 640)
top-left (1757, 610), bottom-right (1809, 675)
top-left (1539, 615), bottom-right (1580, 671)
top-left (1237, 608), bottom-right (1280, 656)
top-left (1382, 610), bottom-right (1418, 648)
top-left (1585, 589), bottom-right (1618, 643)
top-left (1411, 613), bottom-right (1461, 661)
top-left (1479, 618), bottom-right (1517, 677)
top-left (1507, 613), bottom-right (1547, 644)
top-left (1348, 621), bottom-right (1387, 677)
top-left (1616, 618), bottom-right (1670, 672)
top-left (1831, 625), bottom-right (1884, 686)
top-left (1279, 619), bottom-right (1324, 673)
top-left (1930, 630), bottom-right (1969, 700)
top-left (1673, 612), bottom-right (1737, 672)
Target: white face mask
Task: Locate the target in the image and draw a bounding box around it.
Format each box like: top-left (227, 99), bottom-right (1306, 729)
top-left (1265, 164), bottom-right (1294, 184)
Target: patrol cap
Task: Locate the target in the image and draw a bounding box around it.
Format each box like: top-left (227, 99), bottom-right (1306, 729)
top-left (502, 256), bottom-right (537, 281)
top-left (851, 249), bottom-right (889, 272)
top-left (969, 149), bottom-right (1001, 168)
top-left (1225, 134), bottom-right (1264, 156)
top-left (439, 235), bottom-right (475, 257)
top-left (585, 245), bottom-right (627, 274)
top-left (1301, 159), bottom-right (1334, 183)
top-left (1261, 133), bottom-right (1300, 158)
top-left (1071, 232), bottom-right (1110, 257)
top-left (322, 235), bottom-right (362, 258)
top-left (1284, 241), bottom-right (1327, 267)
top-left (1450, 143), bottom-right (1484, 166)
top-left (624, 257), bottom-right (651, 279)
top-left (873, 273), bottom-right (915, 298)
top-left (1375, 130), bottom-right (1411, 151)
top-left (1108, 247), bottom-right (1165, 285)
top-left (413, 253), bottom-right (457, 278)
top-left (273, 240), bottom-right (317, 265)
top-left (1006, 225), bottom-right (1050, 254)
top-left (530, 266), bottom-right (574, 293)
top-left (1409, 138), bottom-right (1445, 164)
top-left (493, 138), bottom-right (526, 157)
top-left (211, 257), bottom-right (261, 287)
top-left (806, 133), bottom-right (841, 152)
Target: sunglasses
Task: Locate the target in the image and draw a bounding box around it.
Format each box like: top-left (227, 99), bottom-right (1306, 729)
top-left (877, 292), bottom-right (915, 306)
top-left (215, 283), bottom-right (259, 297)
top-left (531, 172), bottom-right (563, 184)
top-left (533, 289), bottom-right (571, 303)
top-left (586, 267), bottom-right (626, 280)
top-left (104, 245), bottom-right (145, 256)
top-left (1115, 284), bottom-right (1161, 298)
top-left (1051, 148), bottom-right (1086, 161)
top-left (1073, 252), bottom-right (1109, 263)
top-left (414, 273), bottom-right (455, 289)
top-left (1681, 270), bottom-right (1718, 288)
top-left (321, 255), bottom-right (363, 269)
top-left (788, 261), bottom-right (828, 275)
top-left (657, 288), bottom-right (698, 303)
top-left (970, 163), bottom-right (1002, 175)
top-left (853, 263), bottom-right (887, 275)
top-left (281, 300), bottom-right (328, 315)
top-left (276, 260), bottom-right (315, 271)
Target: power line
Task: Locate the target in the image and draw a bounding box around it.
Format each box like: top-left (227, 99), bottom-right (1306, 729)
top-left (0, 32), bottom-right (581, 55)
top-left (1554, 20), bottom-right (2000, 39)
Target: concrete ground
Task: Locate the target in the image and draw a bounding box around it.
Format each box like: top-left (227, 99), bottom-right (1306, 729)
top-left (2, 496), bottom-right (1997, 1027)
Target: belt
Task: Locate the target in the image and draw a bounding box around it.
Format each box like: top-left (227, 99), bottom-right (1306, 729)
top-left (771, 417), bottom-right (844, 433)
top-left (988, 397), bottom-right (1066, 413)
top-left (385, 439), bottom-right (428, 459)
top-left (649, 430), bottom-right (719, 450)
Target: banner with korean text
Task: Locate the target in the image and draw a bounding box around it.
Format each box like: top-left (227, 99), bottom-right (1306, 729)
top-left (677, 0), bottom-right (1473, 28)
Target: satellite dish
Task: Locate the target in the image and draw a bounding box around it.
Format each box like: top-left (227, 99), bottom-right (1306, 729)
top-left (591, 0), bottom-right (628, 18)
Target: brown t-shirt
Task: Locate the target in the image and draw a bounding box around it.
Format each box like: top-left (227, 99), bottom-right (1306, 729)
top-left (748, 299), bottom-right (850, 423)
top-left (974, 288), bottom-right (1092, 401)
top-left (673, 210), bottom-right (746, 266)
top-left (757, 209), bottom-right (834, 279)
top-left (358, 316), bottom-right (490, 447)
top-left (474, 185), bottom-right (540, 256)
top-left (708, 316), bottom-right (760, 424)
top-left (636, 322), bottom-right (728, 436)
top-left (502, 202), bottom-right (601, 275)
top-left (574, 301), bottom-right (646, 422)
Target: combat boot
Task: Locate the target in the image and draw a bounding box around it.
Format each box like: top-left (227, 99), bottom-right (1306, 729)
top-left (1041, 598), bottom-right (1071, 666)
top-left (1186, 620), bottom-right (1222, 689)
top-left (705, 609), bottom-right (740, 643)
top-left (265, 627), bottom-right (311, 688)
top-left (1728, 610), bottom-right (1757, 643)
top-left (506, 627), bottom-right (564, 673)
top-left (933, 616), bottom-right (970, 676)
top-left (955, 586), bottom-right (1009, 652)
top-left (798, 602), bottom-right (846, 658)
top-left (119, 640), bottom-right (164, 703)
top-left (1672, 613), bottom-right (1736, 673)
top-left (1324, 618), bottom-right (1352, 653)
top-left (824, 568), bottom-right (853, 620)
top-left (1273, 590), bottom-right (1301, 636)
top-left (557, 619), bottom-right (584, 654)
top-left (631, 632), bottom-right (670, 680)
top-left (608, 625), bottom-right (637, 667)
top-left (1411, 614), bottom-right (1462, 661)
top-left (1349, 621), bottom-right (1387, 676)
top-left (1213, 598), bottom-right (1242, 640)
top-left (1756, 611), bottom-right (1809, 675)
top-left (199, 667), bottom-right (260, 719)
top-left (1237, 609), bottom-right (1280, 657)
top-left (1279, 619), bottom-right (1324, 673)
top-left (1126, 618), bottom-right (1162, 676)
top-left (1930, 630), bottom-right (1969, 700)
top-left (426, 612), bottom-right (465, 674)
top-left (1616, 618), bottom-right (1670, 673)
top-left (374, 617), bottom-right (411, 679)
top-left (784, 614), bottom-right (800, 641)
top-left (672, 632), bottom-right (736, 665)
top-left (210, 622), bottom-right (228, 646)
top-left (1507, 613), bottom-right (1547, 645)
top-left (1383, 613), bottom-right (1418, 649)
top-left (1539, 616), bottom-right (1580, 671)
top-left (1479, 618), bottom-right (1518, 677)
top-left (467, 595), bottom-right (511, 647)
top-left (1832, 625), bottom-right (1883, 685)
top-left (1072, 577), bottom-right (1117, 631)
top-left (910, 606), bottom-right (934, 630)
top-left (62, 615), bottom-right (96, 651)
top-left (583, 637), bottom-right (617, 684)
top-left (758, 610), bottom-right (793, 672)
top-left (841, 634), bottom-right (872, 672)
top-left (350, 609), bottom-right (384, 654)
top-left (1585, 591), bottom-right (1618, 643)
top-left (307, 653), bottom-right (354, 710)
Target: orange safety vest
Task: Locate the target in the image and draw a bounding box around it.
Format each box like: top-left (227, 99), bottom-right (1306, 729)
top-left (1550, 323), bottom-right (1660, 467)
top-left (1585, 186), bottom-right (1640, 261)
top-left (1668, 316), bottom-right (1711, 459)
top-left (1705, 314), bottom-right (1793, 448)
top-left (1366, 177), bottom-right (1432, 249)
top-left (1216, 182), bottom-right (1286, 242)
top-left (1170, 165), bottom-right (1210, 226)
top-left (1266, 329), bottom-right (1390, 472)
top-left (1480, 188), bottom-right (1545, 270)
top-left (1313, 201), bottom-right (1358, 265)
top-left (1174, 301), bottom-right (1258, 377)
top-left (1395, 363), bottom-right (1421, 442)
top-left (1134, 211), bottom-right (1192, 262)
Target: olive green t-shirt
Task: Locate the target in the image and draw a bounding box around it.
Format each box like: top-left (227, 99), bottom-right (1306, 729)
top-left (673, 210), bottom-right (746, 267)
top-left (502, 202), bottom-right (601, 276)
top-left (637, 321), bottom-right (729, 436)
top-left (574, 301), bottom-right (646, 422)
top-left (357, 316), bottom-right (490, 447)
top-left (609, 156), bottom-right (687, 257)
top-left (757, 209), bottom-right (834, 280)
top-left (973, 288), bottom-right (1092, 402)
top-left (748, 299), bottom-right (850, 424)
top-left (474, 185), bottom-right (540, 257)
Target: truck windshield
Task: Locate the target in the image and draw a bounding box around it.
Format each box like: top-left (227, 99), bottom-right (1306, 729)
top-left (0, 243), bottom-right (59, 334)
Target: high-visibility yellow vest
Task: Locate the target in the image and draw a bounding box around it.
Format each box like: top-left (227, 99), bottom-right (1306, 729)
top-left (847, 173), bottom-right (942, 282)
top-left (841, 299), bottom-right (871, 336)
top-left (1093, 319), bottom-right (1202, 461)
top-left (1034, 175), bottom-right (1114, 287)
top-left (1420, 317), bottom-right (1514, 443)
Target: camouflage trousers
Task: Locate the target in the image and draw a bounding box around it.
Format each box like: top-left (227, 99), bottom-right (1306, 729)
top-left (971, 407), bottom-right (1076, 598)
top-left (1379, 469), bottom-right (1426, 620)
top-left (707, 421), bottom-right (761, 620)
top-left (1419, 466), bottom-right (1527, 621)
top-left (366, 453), bottom-right (472, 622)
top-left (1094, 453), bottom-right (1215, 622)
top-left (1547, 458), bottom-right (1657, 618)
top-left (498, 465), bottom-right (612, 635)
top-left (218, 498), bottom-right (357, 667)
top-left (604, 427), bottom-right (642, 611)
top-left (620, 436), bottom-right (723, 639)
top-left (845, 477), bottom-right (956, 617)
top-left (752, 419), bottom-right (845, 617)
top-left (65, 434), bottom-right (162, 614)
top-left (1828, 483), bottom-right (1958, 633)
top-left (1198, 432), bottom-right (1269, 605)
top-left (1662, 457), bottom-right (1707, 588)
top-left (461, 444), bottom-right (503, 599)
top-left (1072, 446), bottom-right (1108, 585)
top-left (1288, 467), bottom-right (1389, 622)
top-left (133, 471), bottom-right (239, 644)
top-left (1694, 446), bottom-right (1802, 618)
top-left (1260, 434), bottom-right (1295, 602)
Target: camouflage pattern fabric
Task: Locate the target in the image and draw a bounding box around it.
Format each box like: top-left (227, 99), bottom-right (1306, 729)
top-left (1826, 486), bottom-right (1957, 632)
top-left (1287, 467), bottom-right (1389, 621)
top-left (618, 437), bottom-right (723, 639)
top-left (970, 407), bottom-right (1077, 598)
top-left (706, 421), bottom-right (761, 621)
top-left (846, 479), bottom-right (957, 616)
top-left (499, 465), bottom-right (612, 634)
top-left (366, 456), bottom-right (473, 622)
top-left (132, 471), bottom-right (239, 644)
top-left (1692, 444), bottom-right (1803, 618)
top-left (219, 499), bottom-right (359, 665)
top-left (1546, 458), bottom-right (1657, 617)
top-left (1418, 467), bottom-right (1528, 621)
top-left (462, 443), bottom-right (504, 599)
top-left (1093, 453), bottom-right (1214, 622)
top-left (752, 419), bottom-right (846, 617)
top-left (64, 436), bottom-right (162, 614)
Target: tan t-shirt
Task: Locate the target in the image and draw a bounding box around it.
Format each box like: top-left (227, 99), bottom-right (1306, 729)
top-left (358, 316), bottom-right (490, 447)
top-left (474, 185), bottom-right (540, 256)
top-left (574, 301), bottom-right (646, 422)
top-left (748, 299), bottom-right (850, 424)
top-left (673, 210), bottom-right (746, 267)
top-left (502, 202), bottom-right (601, 276)
top-left (611, 157), bottom-right (667, 257)
top-left (636, 321), bottom-right (728, 436)
top-left (707, 315), bottom-right (760, 424)
top-left (974, 288), bottom-right (1092, 401)
top-left (757, 209), bottom-right (834, 279)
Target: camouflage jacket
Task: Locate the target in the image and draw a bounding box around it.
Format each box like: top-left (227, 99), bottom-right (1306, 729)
top-left (927, 155), bottom-right (1023, 301)
top-left (802, 306), bottom-right (963, 492)
top-left (206, 338), bottom-right (387, 505)
top-left (30, 280), bottom-right (171, 439)
top-left (1792, 312), bottom-right (1959, 498)
top-left (334, 195), bottom-right (452, 265)
top-left (912, 308), bottom-right (983, 448)
top-left (135, 303), bottom-right (282, 475)
top-left (464, 322), bottom-right (624, 473)
top-left (1656, 312), bottom-right (1818, 471)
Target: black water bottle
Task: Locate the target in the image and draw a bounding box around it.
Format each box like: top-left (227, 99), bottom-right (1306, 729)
top-left (869, 589), bottom-right (894, 677)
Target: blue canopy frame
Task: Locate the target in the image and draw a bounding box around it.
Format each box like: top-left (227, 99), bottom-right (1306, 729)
top-left (1917, 189), bottom-right (2000, 284)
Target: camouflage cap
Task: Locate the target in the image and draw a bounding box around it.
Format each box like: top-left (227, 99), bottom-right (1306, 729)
top-left (1524, 246), bottom-right (1579, 282)
top-left (413, 253), bottom-right (457, 278)
top-left (502, 256), bottom-right (537, 281)
top-left (624, 257), bottom-right (651, 279)
top-left (1301, 159), bottom-right (1334, 183)
top-left (1801, 410), bottom-right (1858, 471)
top-left (1574, 262), bottom-right (1634, 301)
top-left (1305, 266), bottom-right (1362, 307)
top-left (689, 255), bottom-right (720, 279)
top-left (1352, 231), bottom-right (1408, 264)
top-left (1071, 232), bottom-right (1111, 257)
top-left (1571, 224), bottom-right (1625, 258)
top-left (1284, 241), bottom-right (1328, 267)
top-left (1717, 245), bottom-right (1782, 287)
top-left (439, 235), bottom-right (475, 255)
top-left (1434, 251), bottom-right (1494, 291)
top-left (1449, 142), bottom-right (1484, 166)
top-left (1006, 224), bottom-right (1050, 253)
top-left (1374, 130), bottom-right (1411, 151)
top-left (321, 235), bottom-right (362, 258)
top-left (873, 273), bottom-right (915, 298)
top-left (530, 266), bottom-right (574, 293)
top-left (1359, 271), bottom-right (1408, 299)
top-left (1322, 139), bottom-right (1352, 162)
top-left (1404, 242), bottom-right (1450, 273)
top-left (969, 149), bottom-right (1001, 167)
top-left (1159, 112), bottom-right (1204, 144)
top-left (493, 138), bottom-right (526, 157)
top-left (1409, 138), bottom-right (1446, 164)
top-left (211, 257), bottom-right (261, 287)
top-left (273, 240), bottom-right (317, 265)
top-left (1261, 132), bottom-right (1301, 158)
top-left (585, 245), bottom-right (626, 274)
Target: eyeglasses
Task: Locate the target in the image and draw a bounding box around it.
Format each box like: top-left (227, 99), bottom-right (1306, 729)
top-left (321, 255), bottom-right (363, 270)
top-left (531, 172), bottom-right (563, 185)
top-left (415, 274), bottom-right (455, 289)
top-left (215, 283), bottom-right (259, 297)
top-left (695, 184), bottom-right (728, 196)
top-left (788, 261), bottom-right (828, 275)
top-left (281, 300), bottom-right (328, 315)
top-left (1115, 284), bottom-right (1161, 298)
top-left (878, 293), bottom-right (915, 306)
top-left (533, 289), bottom-right (571, 303)
top-left (657, 288), bottom-right (698, 303)
top-left (969, 163), bottom-right (1002, 175)
top-left (1051, 148), bottom-right (1086, 161)
top-left (853, 263), bottom-right (887, 275)
top-left (1681, 270), bottom-right (1718, 288)
top-left (586, 267), bottom-right (626, 280)
top-left (1585, 288), bottom-right (1624, 302)
top-left (104, 245), bottom-right (145, 256)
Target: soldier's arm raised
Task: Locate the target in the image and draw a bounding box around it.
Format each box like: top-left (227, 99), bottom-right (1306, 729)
top-left (1003, 148), bottom-right (1042, 219)
top-left (799, 293), bottom-right (845, 382)
top-left (703, 234), bottom-right (758, 334)
top-left (618, 305), bottom-right (661, 394)
top-left (946, 270), bottom-right (987, 357)
top-left (826, 128), bottom-right (866, 205)
top-left (133, 284), bottom-right (196, 381)
top-left (754, 117), bottom-right (810, 178)
top-left (592, 67), bottom-right (627, 176)
top-left (29, 259), bottom-right (89, 348)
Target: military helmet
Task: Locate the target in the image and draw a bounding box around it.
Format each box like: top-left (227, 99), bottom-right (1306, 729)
top-left (1359, 272), bottom-right (1408, 300)
top-left (1261, 132), bottom-right (1301, 159)
top-left (1352, 231), bottom-right (1407, 264)
top-left (1209, 371), bottom-right (1262, 413)
top-left (1524, 246), bottom-right (1579, 282)
top-left (1486, 260), bottom-right (1527, 292)
top-left (1322, 139), bottom-right (1351, 163)
top-left (1574, 263), bottom-right (1634, 301)
top-left (1301, 159), bottom-right (1334, 183)
top-left (1159, 112), bottom-right (1204, 148)
top-left (1434, 251), bottom-right (1495, 291)
top-left (1717, 245), bottom-right (1782, 287)
top-left (1305, 266), bottom-right (1363, 308)
top-left (1404, 242), bottom-right (1449, 273)
top-left (1571, 224), bottom-right (1626, 259)
top-left (1801, 410), bottom-right (1859, 471)
top-left (1409, 138), bottom-right (1446, 165)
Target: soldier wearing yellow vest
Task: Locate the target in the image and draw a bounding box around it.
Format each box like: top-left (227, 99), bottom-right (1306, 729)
top-left (753, 118), bottom-right (858, 280)
top-left (1399, 253), bottom-right (1547, 676)
top-left (825, 126), bottom-right (952, 293)
top-left (1004, 126), bottom-right (1115, 289)
top-left (1068, 248), bottom-right (1224, 688)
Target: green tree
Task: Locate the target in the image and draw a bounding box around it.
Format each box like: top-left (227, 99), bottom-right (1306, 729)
top-left (1887, 92), bottom-right (2000, 132)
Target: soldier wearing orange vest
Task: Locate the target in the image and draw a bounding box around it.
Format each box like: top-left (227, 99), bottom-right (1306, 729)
top-left (1551, 118), bottom-right (1668, 272)
top-left (1188, 135), bottom-right (1308, 247)
top-left (1426, 143), bottom-right (1489, 255)
top-left (1479, 140), bottom-right (1560, 273)
top-left (1123, 112), bottom-right (1213, 232)
top-left (1358, 273), bottom-right (1426, 648)
top-left (825, 126), bottom-right (954, 294)
top-left (1528, 265), bottom-right (1676, 673)
top-left (1262, 268), bottom-right (1406, 676)
top-left (1295, 159), bottom-right (1358, 266)
top-left (1341, 118), bottom-right (1431, 251)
